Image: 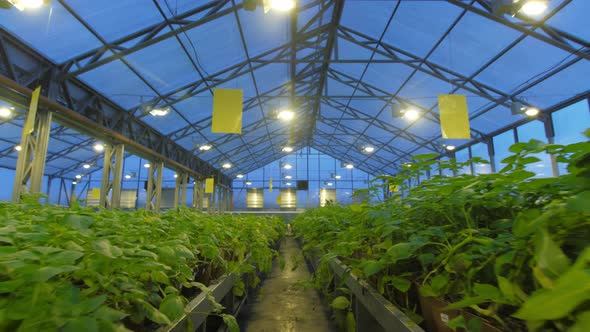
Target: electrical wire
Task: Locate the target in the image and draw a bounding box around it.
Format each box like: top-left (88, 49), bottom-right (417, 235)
top-left (163, 0), bottom-right (211, 78)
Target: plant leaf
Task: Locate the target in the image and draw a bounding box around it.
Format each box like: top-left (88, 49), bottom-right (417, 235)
top-left (534, 228), bottom-right (571, 278)
top-left (331, 296), bottom-right (350, 310)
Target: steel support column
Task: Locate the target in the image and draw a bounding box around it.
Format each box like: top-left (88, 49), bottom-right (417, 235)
top-left (174, 173), bottom-right (189, 208)
top-left (12, 92), bottom-right (52, 202)
top-left (192, 180), bottom-right (204, 210)
top-left (146, 161), bottom-right (164, 211)
top-left (99, 144), bottom-right (125, 209)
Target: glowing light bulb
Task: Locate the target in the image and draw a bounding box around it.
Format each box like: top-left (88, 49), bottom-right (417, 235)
top-left (525, 107), bottom-right (539, 117)
top-left (345, 164), bottom-right (354, 169)
top-left (445, 145), bottom-right (456, 151)
top-left (83, 164), bottom-right (91, 169)
top-left (14, 145), bottom-right (22, 152)
top-left (282, 146), bottom-right (293, 152)
top-left (93, 143), bottom-right (105, 152)
top-left (236, 174), bottom-right (244, 179)
top-left (283, 163), bottom-right (292, 170)
top-left (270, 0), bottom-right (295, 11)
top-left (144, 163), bottom-right (150, 168)
top-left (521, 1), bottom-right (548, 16)
top-left (222, 163), bottom-right (232, 169)
top-left (403, 109), bottom-right (420, 121)
top-left (0, 107), bottom-right (12, 118)
top-left (277, 110), bottom-right (295, 121)
top-left (199, 144), bottom-right (212, 151)
top-left (363, 146), bottom-right (375, 153)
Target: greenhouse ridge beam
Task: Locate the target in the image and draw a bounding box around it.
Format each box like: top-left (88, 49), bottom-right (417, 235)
top-left (0, 29), bottom-right (232, 186)
top-left (306, 0), bottom-right (344, 146)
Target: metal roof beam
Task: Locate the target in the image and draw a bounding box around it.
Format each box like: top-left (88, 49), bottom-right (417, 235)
top-left (447, 0), bottom-right (590, 61)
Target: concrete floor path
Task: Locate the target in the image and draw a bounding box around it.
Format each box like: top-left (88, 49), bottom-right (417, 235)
top-left (241, 236), bottom-right (335, 332)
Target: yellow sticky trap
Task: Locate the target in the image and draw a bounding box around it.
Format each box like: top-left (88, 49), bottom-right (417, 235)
top-left (276, 194), bottom-right (282, 205)
top-left (389, 184), bottom-right (399, 193)
top-left (269, 178), bottom-right (272, 193)
top-left (24, 86), bottom-right (41, 134)
top-left (205, 178), bottom-right (214, 194)
top-left (212, 88), bottom-right (243, 134)
top-left (438, 94), bottom-right (471, 139)
top-left (90, 188), bottom-right (100, 199)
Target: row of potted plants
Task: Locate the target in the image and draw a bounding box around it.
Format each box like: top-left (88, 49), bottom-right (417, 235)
top-left (293, 133), bottom-right (590, 331)
top-left (0, 199), bottom-right (285, 331)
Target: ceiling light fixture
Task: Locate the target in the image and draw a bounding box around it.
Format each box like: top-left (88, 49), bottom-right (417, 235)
top-left (270, 0), bottom-right (295, 11)
top-left (144, 163), bottom-right (151, 168)
top-left (222, 163), bottom-right (232, 169)
top-left (345, 164), bottom-right (354, 169)
top-left (199, 144), bottom-right (212, 151)
top-left (326, 182), bottom-right (333, 186)
top-left (282, 146), bottom-right (293, 153)
top-left (277, 109), bottom-right (295, 121)
top-left (284, 175), bottom-right (292, 179)
top-left (124, 174), bottom-right (131, 180)
top-left (520, 0), bottom-right (548, 16)
top-left (283, 163), bottom-right (292, 170)
top-left (174, 174), bottom-right (178, 178)
top-left (525, 107), bottom-right (540, 117)
top-left (392, 103), bottom-right (420, 121)
top-left (0, 107), bottom-right (13, 118)
top-left (236, 174), bottom-right (244, 179)
top-left (82, 164), bottom-right (91, 169)
top-left (7, 0), bottom-right (44, 11)
top-left (285, 182), bottom-right (292, 186)
top-left (334, 175), bottom-right (341, 179)
top-left (14, 145), bottom-right (22, 152)
top-left (445, 145), bottom-right (456, 151)
top-left (245, 181), bottom-right (252, 186)
top-left (72, 181), bottom-right (77, 185)
top-left (93, 143), bottom-right (105, 152)
top-left (149, 108), bottom-right (170, 117)
top-left (362, 146), bottom-right (375, 153)
top-left (75, 175), bottom-right (82, 179)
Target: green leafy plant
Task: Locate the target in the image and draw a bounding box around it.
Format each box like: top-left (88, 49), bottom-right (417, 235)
top-left (0, 204), bottom-right (285, 331)
top-left (294, 133), bottom-right (590, 331)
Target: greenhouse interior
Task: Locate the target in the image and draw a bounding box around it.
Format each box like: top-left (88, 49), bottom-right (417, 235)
top-left (0, 0), bottom-right (589, 331)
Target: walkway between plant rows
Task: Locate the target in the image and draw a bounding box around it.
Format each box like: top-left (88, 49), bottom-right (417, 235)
top-left (241, 236), bottom-right (335, 332)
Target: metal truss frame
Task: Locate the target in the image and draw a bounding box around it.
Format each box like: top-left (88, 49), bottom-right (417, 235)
top-left (0, 0), bottom-right (588, 184)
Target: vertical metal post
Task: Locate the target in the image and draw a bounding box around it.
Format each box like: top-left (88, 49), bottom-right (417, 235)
top-left (487, 138), bottom-right (496, 173)
top-left (70, 182), bottom-right (76, 207)
top-left (544, 114), bottom-right (559, 177)
top-left (229, 189), bottom-right (234, 212)
top-left (45, 176), bottom-right (53, 204)
top-left (146, 161), bottom-right (163, 211)
top-left (210, 185), bottom-right (217, 214)
top-left (99, 144), bottom-right (125, 209)
top-left (174, 172), bottom-right (188, 208)
top-left (12, 87), bottom-right (52, 202)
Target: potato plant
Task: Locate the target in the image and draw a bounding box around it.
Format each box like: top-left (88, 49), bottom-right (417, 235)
top-left (294, 133), bottom-right (590, 332)
top-left (0, 203), bottom-right (285, 331)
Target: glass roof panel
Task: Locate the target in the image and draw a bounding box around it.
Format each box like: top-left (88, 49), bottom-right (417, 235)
top-left (0, 3), bottom-right (103, 63)
top-left (124, 37), bottom-right (199, 94)
top-left (253, 63), bottom-right (289, 94)
top-left (66, 0), bottom-right (161, 42)
top-left (429, 11), bottom-right (521, 76)
top-left (475, 36), bottom-right (572, 92)
top-left (363, 62), bottom-right (415, 94)
top-left (382, 1), bottom-right (463, 58)
top-left (177, 14), bottom-right (245, 74)
top-left (334, 37), bottom-right (374, 59)
top-left (470, 105), bottom-right (519, 133)
top-left (340, 1), bottom-right (396, 39)
top-left (329, 63), bottom-right (367, 79)
top-left (521, 60), bottom-right (590, 109)
top-left (404, 117), bottom-right (441, 139)
top-left (173, 94), bottom-right (213, 124)
top-left (77, 60), bottom-right (155, 109)
top-left (238, 5), bottom-right (289, 56)
top-left (326, 78), bottom-right (357, 96)
top-left (397, 69), bottom-right (453, 109)
top-left (546, 1), bottom-right (590, 42)
top-left (142, 110), bottom-right (189, 135)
